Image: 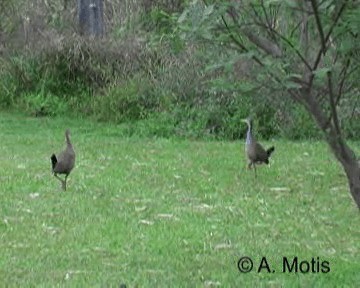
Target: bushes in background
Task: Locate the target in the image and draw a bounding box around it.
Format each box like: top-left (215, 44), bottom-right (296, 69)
top-left (0, 1), bottom-right (358, 140)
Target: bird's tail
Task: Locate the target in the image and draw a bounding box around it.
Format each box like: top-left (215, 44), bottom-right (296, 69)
top-left (51, 154), bottom-right (57, 171)
top-left (266, 146), bottom-right (275, 157)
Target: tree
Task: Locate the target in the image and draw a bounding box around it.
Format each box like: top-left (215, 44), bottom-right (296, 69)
top-left (179, 0), bottom-right (360, 208)
top-left (78, 0), bottom-right (104, 36)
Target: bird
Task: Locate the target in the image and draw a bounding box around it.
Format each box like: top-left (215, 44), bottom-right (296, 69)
top-left (51, 129), bottom-right (75, 191)
top-left (241, 118), bottom-right (274, 177)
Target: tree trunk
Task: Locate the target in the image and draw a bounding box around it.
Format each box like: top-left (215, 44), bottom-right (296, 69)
top-left (304, 95), bottom-right (360, 209)
top-left (326, 136), bottom-right (360, 209)
top-left (325, 128), bottom-right (360, 209)
top-left (222, 0), bottom-right (359, 208)
top-left (77, 0), bottom-right (104, 37)
top-left (343, 159), bottom-right (360, 209)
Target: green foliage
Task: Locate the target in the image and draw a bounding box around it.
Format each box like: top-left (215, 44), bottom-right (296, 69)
top-left (0, 50), bottom-right (90, 110)
top-left (338, 92), bottom-right (360, 139)
top-left (0, 0), bottom-right (359, 141)
top-left (173, 0), bottom-right (360, 141)
top-left (278, 104), bottom-right (321, 140)
top-left (89, 76), bottom-right (161, 123)
top-left (148, 8), bottom-right (175, 34)
top-left (0, 60), bottom-right (18, 107)
top-left (21, 92), bottom-right (68, 116)
top-left (120, 112), bottom-right (177, 138)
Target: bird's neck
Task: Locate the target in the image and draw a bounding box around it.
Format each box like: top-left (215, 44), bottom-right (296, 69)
top-left (66, 135), bottom-right (72, 147)
top-left (246, 125), bottom-right (252, 145)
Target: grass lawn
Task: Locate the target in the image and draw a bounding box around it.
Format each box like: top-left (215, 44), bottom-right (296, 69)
top-left (0, 111), bottom-right (359, 287)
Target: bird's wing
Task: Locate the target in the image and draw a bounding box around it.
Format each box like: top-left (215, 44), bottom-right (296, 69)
top-left (254, 142), bottom-right (268, 160)
top-left (53, 149), bottom-right (75, 174)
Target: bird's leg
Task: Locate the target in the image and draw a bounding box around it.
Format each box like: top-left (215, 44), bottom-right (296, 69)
top-left (63, 175), bottom-right (68, 191)
top-left (253, 164), bottom-right (257, 178)
top-left (54, 174), bottom-right (63, 183)
top-left (247, 162), bottom-right (252, 170)
top-left (62, 180), bottom-right (66, 191)
top-left (54, 174), bottom-right (66, 190)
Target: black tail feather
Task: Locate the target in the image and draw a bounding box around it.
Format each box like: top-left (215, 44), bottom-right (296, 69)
top-left (266, 146), bottom-right (275, 157)
top-left (51, 154), bottom-right (57, 171)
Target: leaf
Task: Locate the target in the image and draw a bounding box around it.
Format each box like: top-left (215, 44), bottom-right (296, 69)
top-left (313, 67), bottom-right (331, 79)
top-left (235, 82), bottom-right (258, 93)
top-left (284, 81), bottom-right (302, 89)
top-left (139, 219), bottom-right (154, 225)
top-left (177, 10), bottom-right (188, 24)
top-left (270, 187), bottom-right (291, 192)
top-left (203, 4), bottom-right (214, 17)
top-left (283, 73), bottom-right (304, 89)
top-left (265, 0), bottom-right (282, 4)
top-left (204, 63), bottom-right (225, 72)
top-left (214, 243), bottom-right (232, 250)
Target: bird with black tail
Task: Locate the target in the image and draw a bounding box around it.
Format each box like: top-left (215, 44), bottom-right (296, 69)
top-left (241, 118), bottom-right (274, 177)
top-left (51, 129), bottom-right (75, 190)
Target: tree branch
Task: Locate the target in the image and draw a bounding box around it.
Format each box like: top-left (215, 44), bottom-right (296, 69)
top-left (221, 2), bottom-right (310, 103)
top-left (336, 58), bottom-right (351, 105)
top-left (310, 0), bottom-right (326, 54)
top-left (308, 2), bottom-right (347, 90)
top-left (242, 28), bottom-right (283, 57)
top-left (222, 4), bottom-right (267, 67)
top-left (260, 0), bottom-right (273, 33)
top-left (227, 2), bottom-right (282, 57)
top-left (327, 70), bottom-right (342, 137)
top-left (253, 20), bottom-right (312, 71)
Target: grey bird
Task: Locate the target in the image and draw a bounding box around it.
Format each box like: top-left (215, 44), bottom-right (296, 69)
top-left (51, 129), bottom-right (75, 190)
top-left (241, 118), bottom-right (274, 176)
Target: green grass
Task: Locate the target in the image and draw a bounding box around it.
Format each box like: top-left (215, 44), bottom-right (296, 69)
top-left (0, 111), bottom-right (359, 287)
